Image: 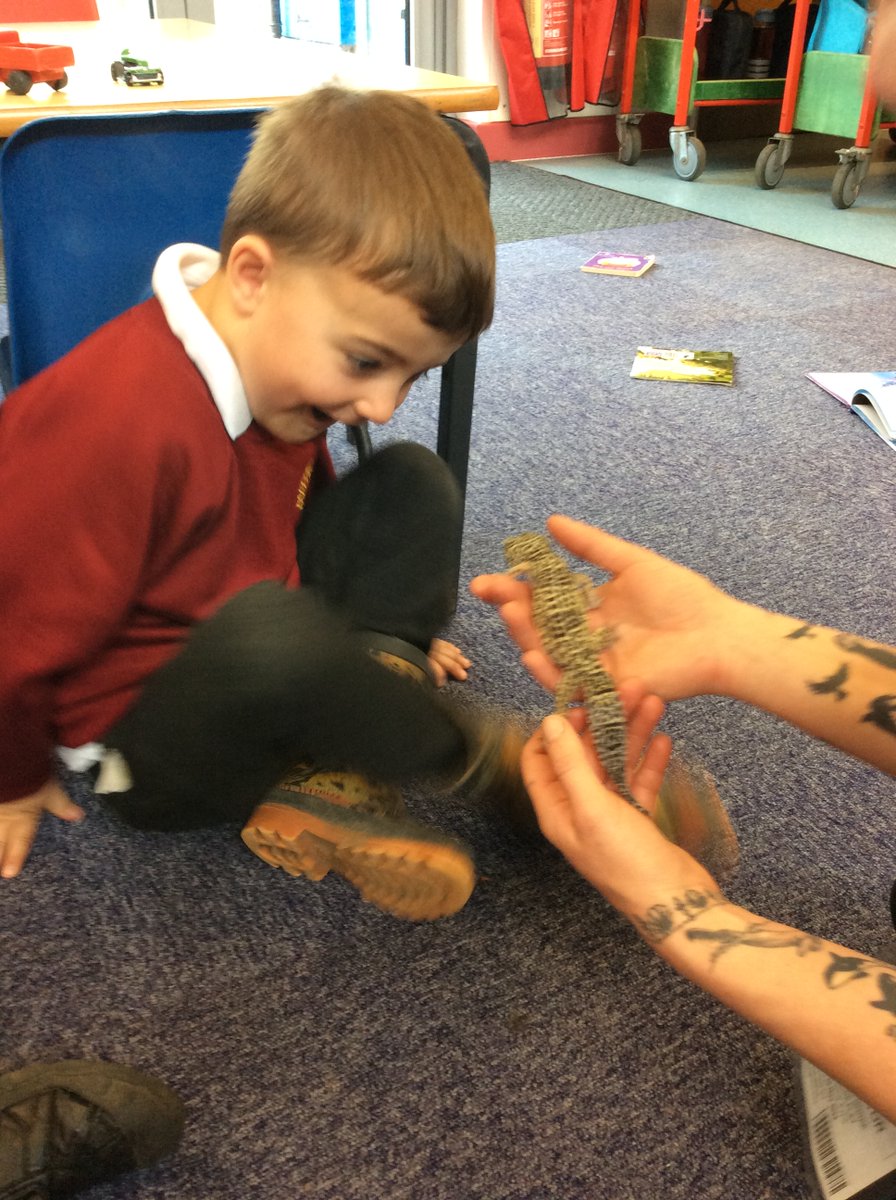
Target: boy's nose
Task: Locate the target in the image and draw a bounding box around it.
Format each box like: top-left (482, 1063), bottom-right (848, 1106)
top-left (352, 384), bottom-right (402, 426)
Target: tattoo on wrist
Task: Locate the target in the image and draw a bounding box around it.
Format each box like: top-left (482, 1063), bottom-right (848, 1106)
top-left (685, 922), bottom-right (823, 964)
top-left (805, 670), bottom-right (896, 738)
top-left (680, 934), bottom-right (896, 1032)
top-left (633, 888), bottom-right (727, 943)
top-left (786, 626), bottom-right (896, 737)
top-left (825, 955), bottom-right (896, 1035)
top-left (784, 626), bottom-right (896, 674)
top-left (872, 974), bottom-right (896, 1036)
top-left (824, 952), bottom-right (875, 987)
top-left (786, 624), bottom-right (817, 641)
top-left (861, 695), bottom-right (896, 738)
top-left (834, 634), bottom-right (896, 672)
top-left (807, 663), bottom-right (849, 701)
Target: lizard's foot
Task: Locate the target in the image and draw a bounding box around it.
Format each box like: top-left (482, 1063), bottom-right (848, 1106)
top-left (591, 624), bottom-right (619, 654)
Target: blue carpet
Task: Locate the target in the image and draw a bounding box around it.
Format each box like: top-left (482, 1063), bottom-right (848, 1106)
top-left (3, 214), bottom-right (895, 1199)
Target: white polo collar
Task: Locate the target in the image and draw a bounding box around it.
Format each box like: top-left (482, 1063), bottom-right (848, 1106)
top-left (152, 243), bottom-right (252, 440)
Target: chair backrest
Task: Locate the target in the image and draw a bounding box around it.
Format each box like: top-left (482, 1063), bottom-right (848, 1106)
top-left (0, 107), bottom-right (264, 390)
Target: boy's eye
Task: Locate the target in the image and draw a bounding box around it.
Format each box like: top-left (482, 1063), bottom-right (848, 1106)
top-left (347, 355), bottom-right (380, 373)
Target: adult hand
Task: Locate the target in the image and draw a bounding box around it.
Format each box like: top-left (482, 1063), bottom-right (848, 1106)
top-left (0, 780), bottom-right (85, 878)
top-left (471, 514), bottom-right (744, 701)
top-left (522, 707), bottom-right (717, 916)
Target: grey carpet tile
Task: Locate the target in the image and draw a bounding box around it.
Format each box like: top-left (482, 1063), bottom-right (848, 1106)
top-left (489, 160), bottom-right (697, 243)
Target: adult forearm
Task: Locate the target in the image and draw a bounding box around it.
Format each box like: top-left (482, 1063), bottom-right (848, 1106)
top-left (632, 893), bottom-right (896, 1122)
top-left (717, 603), bottom-right (896, 773)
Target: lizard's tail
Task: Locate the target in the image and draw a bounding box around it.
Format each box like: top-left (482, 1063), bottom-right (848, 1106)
top-left (656, 756), bottom-right (739, 882)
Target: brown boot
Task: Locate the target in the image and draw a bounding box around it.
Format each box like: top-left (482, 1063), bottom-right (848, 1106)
top-left (362, 633), bottom-right (538, 838)
top-left (444, 715), bottom-right (540, 837)
top-left (241, 767), bottom-right (476, 921)
top-left (655, 756), bottom-right (740, 880)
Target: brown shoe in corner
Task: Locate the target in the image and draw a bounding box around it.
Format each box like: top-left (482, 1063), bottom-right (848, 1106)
top-left (0, 1060), bottom-right (184, 1199)
top-left (241, 768), bottom-right (476, 921)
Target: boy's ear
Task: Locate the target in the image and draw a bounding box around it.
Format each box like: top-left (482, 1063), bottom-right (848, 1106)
top-left (224, 235), bottom-right (276, 315)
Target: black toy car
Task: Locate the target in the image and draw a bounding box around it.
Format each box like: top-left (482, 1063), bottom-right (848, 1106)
top-left (110, 49), bottom-right (164, 87)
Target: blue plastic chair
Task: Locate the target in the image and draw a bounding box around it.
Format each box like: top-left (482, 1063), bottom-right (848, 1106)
top-left (0, 108), bottom-right (261, 390)
top-left (0, 107), bottom-right (486, 509)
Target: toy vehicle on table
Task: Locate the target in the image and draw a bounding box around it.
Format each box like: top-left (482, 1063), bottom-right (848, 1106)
top-left (0, 30), bottom-right (74, 95)
top-left (110, 49), bottom-right (164, 87)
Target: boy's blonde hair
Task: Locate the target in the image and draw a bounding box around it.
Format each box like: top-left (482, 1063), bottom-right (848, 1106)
top-left (221, 86), bottom-right (495, 341)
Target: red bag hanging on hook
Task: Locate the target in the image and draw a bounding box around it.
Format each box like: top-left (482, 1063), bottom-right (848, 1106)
top-left (495, 0), bottom-right (626, 125)
top-left (574, 0), bottom-right (628, 109)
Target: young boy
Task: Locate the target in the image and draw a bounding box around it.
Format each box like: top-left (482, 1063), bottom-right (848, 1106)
top-left (0, 85), bottom-right (514, 922)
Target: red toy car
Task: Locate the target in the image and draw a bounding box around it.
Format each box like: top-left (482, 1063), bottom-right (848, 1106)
top-left (0, 29), bottom-right (74, 94)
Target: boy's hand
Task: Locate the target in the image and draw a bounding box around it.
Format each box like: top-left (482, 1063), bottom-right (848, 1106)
top-left (470, 514), bottom-right (740, 702)
top-left (0, 780), bottom-right (85, 879)
top-left (427, 638), bottom-right (471, 687)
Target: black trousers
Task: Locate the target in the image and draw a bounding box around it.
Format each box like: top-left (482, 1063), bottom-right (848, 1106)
top-left (102, 443), bottom-right (471, 831)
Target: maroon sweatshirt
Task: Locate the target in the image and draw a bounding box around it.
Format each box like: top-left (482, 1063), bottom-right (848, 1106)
top-left (0, 298), bottom-right (334, 801)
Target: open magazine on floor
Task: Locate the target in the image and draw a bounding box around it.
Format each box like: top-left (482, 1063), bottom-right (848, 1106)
top-left (807, 371), bottom-right (896, 451)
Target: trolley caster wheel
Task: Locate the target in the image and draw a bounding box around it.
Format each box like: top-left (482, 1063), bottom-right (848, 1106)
top-left (672, 136), bottom-right (706, 181)
top-left (618, 125), bottom-right (642, 166)
top-left (831, 160), bottom-right (861, 209)
top-left (755, 142), bottom-right (786, 189)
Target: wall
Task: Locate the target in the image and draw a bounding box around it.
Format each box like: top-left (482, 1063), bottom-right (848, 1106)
top-left (209, 0), bottom-right (273, 34)
top-left (145, 0), bottom-right (275, 33)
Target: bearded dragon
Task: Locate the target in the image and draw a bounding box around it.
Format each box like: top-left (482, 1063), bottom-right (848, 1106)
top-left (503, 531), bottom-right (647, 815)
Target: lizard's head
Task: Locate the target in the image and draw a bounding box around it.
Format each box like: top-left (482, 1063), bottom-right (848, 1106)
top-left (503, 532), bottom-right (549, 568)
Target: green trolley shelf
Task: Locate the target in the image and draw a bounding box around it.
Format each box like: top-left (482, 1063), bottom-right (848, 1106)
top-left (616, 0), bottom-right (895, 205)
top-left (615, 0), bottom-right (800, 180)
top-left (755, 48), bottom-right (896, 207)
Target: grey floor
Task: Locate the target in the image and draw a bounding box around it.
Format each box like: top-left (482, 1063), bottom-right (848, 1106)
top-left (527, 128), bottom-right (896, 266)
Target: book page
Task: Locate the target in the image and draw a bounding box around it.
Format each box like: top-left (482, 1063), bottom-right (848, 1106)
top-left (854, 373), bottom-right (896, 440)
top-left (799, 1059), bottom-right (896, 1200)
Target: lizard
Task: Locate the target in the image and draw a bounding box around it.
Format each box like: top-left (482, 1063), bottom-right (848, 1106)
top-left (503, 531), bottom-right (649, 816)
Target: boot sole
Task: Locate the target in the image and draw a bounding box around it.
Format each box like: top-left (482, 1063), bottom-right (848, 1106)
top-left (0, 1060), bottom-right (185, 1167)
top-left (241, 789), bottom-right (475, 921)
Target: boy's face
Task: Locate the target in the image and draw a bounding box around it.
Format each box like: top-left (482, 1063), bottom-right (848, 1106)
top-left (230, 251), bottom-right (464, 444)
top-left (871, 0), bottom-right (896, 107)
